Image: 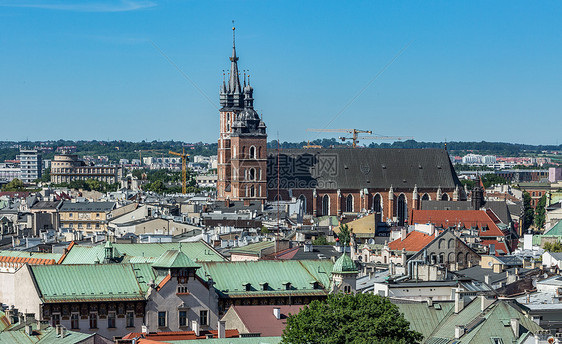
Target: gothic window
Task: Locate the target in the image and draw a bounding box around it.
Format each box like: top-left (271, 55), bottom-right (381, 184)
top-left (322, 195), bottom-right (330, 215)
top-left (397, 194), bottom-right (407, 226)
top-left (373, 194), bottom-right (382, 213)
top-left (422, 193), bottom-right (430, 201)
top-left (442, 193), bottom-right (450, 201)
top-left (275, 194), bottom-right (282, 201)
top-left (249, 168), bottom-right (256, 181)
top-left (249, 146), bottom-right (256, 159)
top-left (250, 185), bottom-right (255, 197)
top-left (258, 146), bottom-right (262, 158)
top-left (346, 194), bottom-right (354, 212)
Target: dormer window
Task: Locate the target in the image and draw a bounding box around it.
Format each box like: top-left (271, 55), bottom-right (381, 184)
top-left (243, 283), bottom-right (251, 292)
top-left (260, 282), bottom-right (269, 291)
top-left (283, 282), bottom-right (292, 290)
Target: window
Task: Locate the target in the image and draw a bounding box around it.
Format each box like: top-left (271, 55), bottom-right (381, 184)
top-left (107, 312), bottom-right (116, 328)
top-left (71, 313), bottom-right (79, 329)
top-left (199, 310), bottom-right (208, 326)
top-left (78, 223), bottom-right (83, 229)
top-left (322, 195), bottom-right (330, 215)
top-left (86, 223), bottom-right (91, 229)
top-left (89, 313), bottom-right (97, 329)
top-left (52, 313), bottom-right (61, 326)
top-left (69, 213), bottom-right (73, 217)
top-left (346, 194), bottom-right (354, 212)
top-left (158, 311), bottom-right (167, 327)
top-left (249, 168), bottom-right (255, 181)
top-left (179, 310), bottom-right (187, 327)
top-left (344, 285), bottom-right (352, 293)
top-left (249, 146), bottom-right (256, 159)
top-left (126, 311), bottom-right (134, 327)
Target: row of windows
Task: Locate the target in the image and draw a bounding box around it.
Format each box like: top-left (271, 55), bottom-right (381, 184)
top-left (66, 223), bottom-right (101, 229)
top-left (52, 311), bottom-right (135, 329)
top-left (157, 310), bottom-right (208, 328)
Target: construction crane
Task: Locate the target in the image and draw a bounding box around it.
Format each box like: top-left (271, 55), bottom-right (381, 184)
top-left (169, 148), bottom-right (190, 194)
top-left (307, 129), bottom-right (372, 148)
top-left (338, 135), bottom-right (415, 146)
top-left (303, 140), bottom-right (322, 149)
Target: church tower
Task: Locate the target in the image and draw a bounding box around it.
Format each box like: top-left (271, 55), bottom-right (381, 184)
top-left (217, 27), bottom-right (267, 202)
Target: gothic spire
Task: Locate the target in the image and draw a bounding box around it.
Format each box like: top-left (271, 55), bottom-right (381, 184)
top-left (229, 26), bottom-right (242, 96)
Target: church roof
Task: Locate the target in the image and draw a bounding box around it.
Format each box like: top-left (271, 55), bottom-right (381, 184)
top-left (267, 148), bottom-right (461, 190)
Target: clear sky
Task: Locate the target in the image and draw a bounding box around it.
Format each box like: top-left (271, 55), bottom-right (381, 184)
top-left (1, 1), bottom-right (561, 145)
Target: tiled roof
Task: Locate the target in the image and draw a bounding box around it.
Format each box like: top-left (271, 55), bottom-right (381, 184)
top-left (410, 209), bottom-right (505, 238)
top-left (30, 264), bottom-right (145, 303)
top-left (388, 231), bottom-right (435, 252)
top-left (230, 305), bottom-right (304, 337)
top-left (197, 260), bottom-right (333, 298)
top-left (0, 255), bottom-right (56, 265)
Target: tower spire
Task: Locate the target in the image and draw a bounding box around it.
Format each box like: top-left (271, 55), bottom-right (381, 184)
top-left (228, 23), bottom-right (242, 107)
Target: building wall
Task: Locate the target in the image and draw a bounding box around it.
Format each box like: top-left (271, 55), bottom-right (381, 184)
top-left (0, 270), bottom-right (16, 307)
top-left (60, 210), bottom-right (109, 233)
top-left (221, 307), bottom-right (250, 333)
top-left (13, 265), bottom-right (42, 317)
top-left (50, 154), bottom-right (118, 184)
top-left (146, 271), bottom-right (220, 332)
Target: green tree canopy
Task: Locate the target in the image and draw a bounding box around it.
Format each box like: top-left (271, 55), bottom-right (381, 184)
top-left (534, 194), bottom-right (547, 230)
top-left (2, 178), bottom-right (26, 191)
top-left (523, 192), bottom-right (534, 231)
top-left (281, 293), bottom-right (423, 344)
top-left (337, 223), bottom-right (351, 246)
top-left (543, 241), bottom-right (562, 252)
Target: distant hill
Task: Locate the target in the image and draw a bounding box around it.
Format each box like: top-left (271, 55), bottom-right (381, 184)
top-left (0, 139), bottom-right (560, 163)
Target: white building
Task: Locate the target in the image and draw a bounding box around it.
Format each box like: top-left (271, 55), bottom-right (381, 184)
top-left (17, 149), bottom-right (42, 183)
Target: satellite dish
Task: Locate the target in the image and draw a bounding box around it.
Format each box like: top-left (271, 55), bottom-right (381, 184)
top-left (488, 261), bottom-right (493, 267)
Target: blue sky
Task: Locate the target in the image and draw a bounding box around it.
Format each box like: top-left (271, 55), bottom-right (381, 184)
top-left (1, 1), bottom-right (561, 145)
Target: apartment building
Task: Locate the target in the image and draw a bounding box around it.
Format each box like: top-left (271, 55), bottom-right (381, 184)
top-left (50, 154), bottom-right (118, 184)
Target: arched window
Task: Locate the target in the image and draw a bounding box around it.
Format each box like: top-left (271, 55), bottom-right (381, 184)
top-left (249, 185), bottom-right (255, 197)
top-left (457, 252), bottom-right (464, 265)
top-left (442, 193), bottom-right (450, 201)
top-left (322, 195), bottom-right (330, 215)
top-left (448, 238), bottom-right (455, 249)
top-left (448, 252), bottom-right (455, 264)
top-left (373, 194), bottom-right (382, 213)
top-left (249, 168), bottom-right (256, 181)
top-left (298, 194), bottom-right (307, 213)
top-left (438, 239), bottom-right (445, 249)
top-left (346, 194), bottom-right (354, 212)
top-left (274, 194), bottom-right (282, 201)
top-left (397, 194), bottom-right (407, 226)
top-left (422, 193), bottom-right (430, 201)
top-left (249, 146), bottom-right (256, 159)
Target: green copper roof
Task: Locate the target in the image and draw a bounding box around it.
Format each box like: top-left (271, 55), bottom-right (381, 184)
top-left (332, 253), bottom-right (357, 274)
top-left (395, 302), bottom-right (454, 339)
top-left (197, 260), bottom-right (333, 298)
top-left (60, 241), bottom-right (225, 264)
top-left (545, 220), bottom-right (562, 236)
top-left (30, 264), bottom-right (145, 303)
top-left (152, 250), bottom-right (200, 269)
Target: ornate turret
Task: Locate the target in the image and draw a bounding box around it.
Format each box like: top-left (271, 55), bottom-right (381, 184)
top-left (331, 253), bottom-right (358, 294)
top-left (220, 26), bottom-right (244, 110)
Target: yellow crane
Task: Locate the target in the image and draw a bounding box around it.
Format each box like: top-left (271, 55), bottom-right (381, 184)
top-left (307, 128), bottom-right (413, 148)
top-left (169, 148), bottom-right (190, 194)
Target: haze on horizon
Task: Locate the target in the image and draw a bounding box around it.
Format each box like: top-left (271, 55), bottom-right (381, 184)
top-left (1, 1), bottom-right (561, 146)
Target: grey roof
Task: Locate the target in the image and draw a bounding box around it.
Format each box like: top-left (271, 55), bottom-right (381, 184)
top-left (59, 201), bottom-right (116, 212)
top-left (267, 148), bottom-right (461, 190)
top-left (455, 266), bottom-right (531, 285)
top-left (30, 200), bottom-right (62, 210)
top-left (495, 255), bottom-right (524, 266)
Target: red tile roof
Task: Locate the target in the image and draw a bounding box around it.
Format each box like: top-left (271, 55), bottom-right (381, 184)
top-left (387, 231), bottom-right (435, 252)
top-left (123, 329), bottom-right (239, 341)
top-left (0, 256), bottom-right (56, 265)
top-left (156, 274), bottom-right (171, 290)
top-left (410, 209), bottom-right (505, 238)
top-left (230, 305), bottom-right (304, 337)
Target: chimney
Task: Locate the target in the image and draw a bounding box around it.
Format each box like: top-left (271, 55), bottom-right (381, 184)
top-left (511, 318), bottom-right (520, 338)
top-left (401, 227), bottom-right (407, 240)
top-left (484, 275), bottom-right (490, 284)
top-left (455, 325), bottom-right (465, 339)
top-left (427, 297), bottom-right (433, 307)
top-left (454, 290), bottom-right (464, 313)
top-left (142, 325), bottom-right (148, 334)
top-left (55, 324), bottom-right (62, 336)
top-left (218, 320), bottom-right (226, 339)
top-left (480, 295), bottom-right (494, 312)
top-left (192, 320), bottom-right (200, 336)
top-left (25, 325), bottom-right (33, 336)
top-left (273, 307), bottom-right (281, 320)
top-left (24, 313), bottom-right (35, 324)
top-left (37, 320), bottom-right (49, 330)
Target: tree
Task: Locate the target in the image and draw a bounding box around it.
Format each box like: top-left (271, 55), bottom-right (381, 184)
top-left (337, 223), bottom-right (351, 246)
top-left (260, 226), bottom-right (269, 235)
top-left (2, 178), bottom-right (26, 191)
top-left (543, 241), bottom-right (562, 252)
top-left (523, 192), bottom-right (534, 231)
top-left (281, 293), bottom-right (423, 344)
top-left (534, 194), bottom-right (547, 230)
top-left (312, 235), bottom-right (329, 245)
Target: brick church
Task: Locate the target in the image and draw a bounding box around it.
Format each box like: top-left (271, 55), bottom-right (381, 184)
top-left (217, 29), bottom-right (465, 225)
